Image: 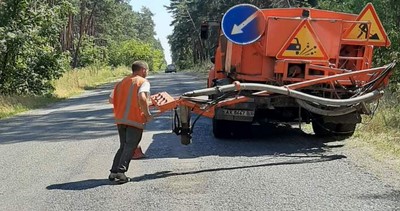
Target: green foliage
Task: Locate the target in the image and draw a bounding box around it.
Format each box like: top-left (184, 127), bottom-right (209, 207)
top-left (136, 7), bottom-right (157, 43)
top-left (0, 0), bottom-right (70, 95)
top-left (0, 65), bottom-right (130, 119)
top-left (318, 0), bottom-right (400, 89)
top-left (69, 1), bottom-right (166, 70)
top-left (0, 0), bottom-right (166, 95)
top-left (165, 0), bottom-right (282, 68)
top-left (52, 65), bottom-right (130, 98)
top-left (0, 95), bottom-right (61, 119)
top-left (77, 36), bottom-right (108, 67)
top-left (109, 39), bottom-right (165, 71)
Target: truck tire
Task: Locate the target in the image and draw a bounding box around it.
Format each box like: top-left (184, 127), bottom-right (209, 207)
top-left (312, 120), bottom-right (356, 137)
top-left (337, 123), bottom-right (356, 136)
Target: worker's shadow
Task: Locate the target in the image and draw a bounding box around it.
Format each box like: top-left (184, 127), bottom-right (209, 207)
top-left (46, 179), bottom-right (116, 191)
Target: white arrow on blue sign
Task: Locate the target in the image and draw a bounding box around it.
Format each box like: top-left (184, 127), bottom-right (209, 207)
top-left (221, 4), bottom-right (266, 45)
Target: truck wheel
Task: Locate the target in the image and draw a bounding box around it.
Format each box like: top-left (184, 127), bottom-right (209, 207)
top-left (336, 123), bottom-right (356, 136)
top-left (312, 120), bottom-right (356, 137)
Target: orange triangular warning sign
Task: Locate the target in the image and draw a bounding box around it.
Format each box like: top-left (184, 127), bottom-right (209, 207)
top-left (343, 3), bottom-right (390, 47)
top-left (277, 20), bottom-right (328, 60)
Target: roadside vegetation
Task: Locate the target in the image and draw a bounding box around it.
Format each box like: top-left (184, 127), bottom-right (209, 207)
top-left (0, 1), bottom-right (164, 118)
top-left (353, 92), bottom-right (400, 159)
top-left (0, 65), bottom-right (130, 119)
top-left (52, 65), bottom-right (129, 98)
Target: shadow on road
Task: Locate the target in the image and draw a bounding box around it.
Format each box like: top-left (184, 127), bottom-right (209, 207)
top-left (359, 189), bottom-right (400, 203)
top-left (144, 114), bottom-right (346, 159)
top-left (45, 153), bottom-right (347, 190)
top-left (0, 84), bottom-right (116, 144)
top-left (0, 73), bottom-right (206, 145)
top-left (46, 179), bottom-right (116, 190)
top-left (131, 154), bottom-right (346, 183)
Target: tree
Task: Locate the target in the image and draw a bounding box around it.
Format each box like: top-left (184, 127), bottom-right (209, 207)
top-left (167, 0), bottom-right (275, 69)
top-left (0, 0), bottom-right (166, 95)
top-left (136, 7), bottom-right (156, 43)
top-left (0, 0), bottom-right (70, 95)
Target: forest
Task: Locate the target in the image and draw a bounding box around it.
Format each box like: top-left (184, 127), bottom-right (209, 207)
top-left (1, 0), bottom-right (399, 96)
top-left (167, 0), bottom-right (400, 90)
top-left (0, 0), bottom-right (165, 95)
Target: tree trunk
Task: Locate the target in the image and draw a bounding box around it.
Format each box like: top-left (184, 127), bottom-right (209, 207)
top-left (66, 14), bottom-right (73, 51)
top-left (72, 1), bottom-right (98, 68)
top-left (73, 1), bottom-right (87, 68)
top-left (85, 2), bottom-right (97, 36)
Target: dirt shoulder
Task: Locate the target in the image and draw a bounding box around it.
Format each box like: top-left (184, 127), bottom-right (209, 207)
top-left (344, 137), bottom-right (400, 189)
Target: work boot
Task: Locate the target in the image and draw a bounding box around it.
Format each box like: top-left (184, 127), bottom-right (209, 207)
top-left (115, 172), bottom-right (131, 184)
top-left (108, 172), bottom-right (118, 181)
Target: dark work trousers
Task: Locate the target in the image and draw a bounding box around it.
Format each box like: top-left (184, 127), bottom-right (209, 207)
top-left (110, 124), bottom-right (143, 173)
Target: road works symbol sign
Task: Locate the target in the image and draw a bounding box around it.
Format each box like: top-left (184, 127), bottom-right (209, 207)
top-left (277, 20), bottom-right (328, 60)
top-left (221, 4), bottom-right (266, 45)
top-left (343, 3), bottom-right (390, 46)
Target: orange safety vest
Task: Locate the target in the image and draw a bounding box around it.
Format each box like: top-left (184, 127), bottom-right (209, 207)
top-left (112, 75), bottom-right (147, 129)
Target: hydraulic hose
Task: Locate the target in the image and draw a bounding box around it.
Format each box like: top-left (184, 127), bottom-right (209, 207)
top-left (182, 87), bottom-right (220, 97)
top-left (295, 99), bottom-right (357, 116)
top-left (182, 83), bottom-right (384, 107)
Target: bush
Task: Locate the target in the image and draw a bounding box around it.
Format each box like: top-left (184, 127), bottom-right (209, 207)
top-left (0, 0), bottom-right (69, 95)
top-left (76, 36), bottom-right (108, 67)
top-left (108, 39), bottom-right (165, 71)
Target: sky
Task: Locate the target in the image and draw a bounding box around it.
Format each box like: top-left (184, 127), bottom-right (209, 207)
top-left (130, 0), bottom-right (173, 64)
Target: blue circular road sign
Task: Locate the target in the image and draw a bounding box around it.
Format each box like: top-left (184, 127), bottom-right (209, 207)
top-left (221, 4), bottom-right (266, 45)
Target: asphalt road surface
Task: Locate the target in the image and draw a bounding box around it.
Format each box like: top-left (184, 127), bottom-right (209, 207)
top-left (0, 72), bottom-right (399, 211)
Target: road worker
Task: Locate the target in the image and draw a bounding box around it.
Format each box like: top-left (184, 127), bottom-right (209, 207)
top-left (108, 60), bottom-right (153, 184)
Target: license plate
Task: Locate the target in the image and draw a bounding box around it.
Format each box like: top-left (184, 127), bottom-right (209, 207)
top-left (222, 109), bottom-right (254, 117)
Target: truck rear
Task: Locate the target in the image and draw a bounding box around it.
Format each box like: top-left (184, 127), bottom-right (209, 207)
top-left (197, 3), bottom-right (394, 138)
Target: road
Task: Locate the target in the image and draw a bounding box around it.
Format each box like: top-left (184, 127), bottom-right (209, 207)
top-left (0, 72), bottom-right (399, 210)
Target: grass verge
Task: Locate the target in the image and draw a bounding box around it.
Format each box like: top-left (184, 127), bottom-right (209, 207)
top-left (0, 65), bottom-right (130, 119)
top-left (181, 62), bottom-right (213, 74)
top-left (0, 95), bottom-right (60, 119)
top-left (300, 100), bottom-right (400, 176)
top-left (352, 97), bottom-right (400, 167)
top-left (53, 65), bottom-right (130, 98)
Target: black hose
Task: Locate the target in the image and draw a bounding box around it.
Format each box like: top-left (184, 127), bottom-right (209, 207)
top-left (189, 92), bottom-right (233, 134)
top-left (354, 62), bottom-right (396, 97)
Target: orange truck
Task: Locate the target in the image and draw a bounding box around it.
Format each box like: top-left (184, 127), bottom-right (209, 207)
top-left (151, 3), bottom-right (395, 144)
